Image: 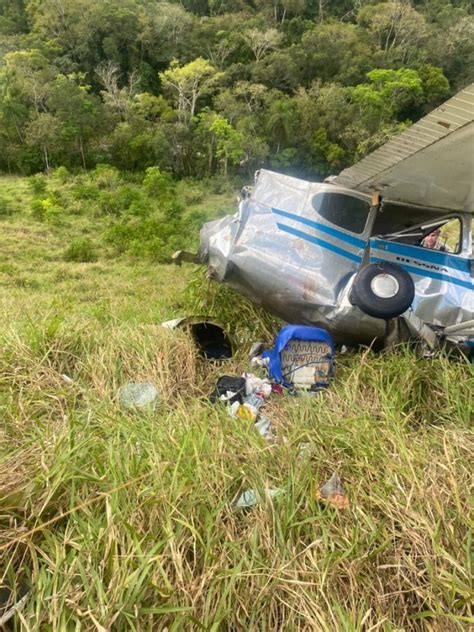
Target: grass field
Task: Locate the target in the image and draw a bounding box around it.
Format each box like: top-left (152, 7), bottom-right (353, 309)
top-left (0, 175), bottom-right (473, 631)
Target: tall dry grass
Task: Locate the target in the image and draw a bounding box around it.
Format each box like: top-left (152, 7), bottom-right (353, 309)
top-left (1, 313), bottom-right (472, 631)
top-left (0, 174), bottom-right (472, 630)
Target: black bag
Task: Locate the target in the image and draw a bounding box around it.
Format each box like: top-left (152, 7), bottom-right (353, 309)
top-left (209, 376), bottom-right (246, 404)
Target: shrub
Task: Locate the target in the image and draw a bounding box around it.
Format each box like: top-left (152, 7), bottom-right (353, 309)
top-left (180, 181), bottom-right (205, 205)
top-left (53, 166), bottom-right (70, 183)
top-left (105, 198), bottom-right (185, 262)
top-left (72, 182), bottom-right (101, 201)
top-left (28, 174), bottom-right (48, 195)
top-left (30, 197), bottom-right (63, 224)
top-left (116, 185), bottom-right (143, 211)
top-left (184, 209), bottom-right (207, 238)
top-left (30, 199), bottom-right (45, 221)
top-left (63, 237), bottom-right (98, 262)
top-left (92, 164), bottom-right (121, 189)
top-left (126, 197), bottom-right (154, 217)
top-left (95, 186), bottom-right (149, 217)
top-left (44, 202), bottom-right (62, 225)
top-left (65, 200), bottom-right (88, 216)
top-left (97, 190), bottom-right (123, 216)
top-left (143, 167), bottom-right (174, 197)
top-left (70, 175), bottom-right (100, 201)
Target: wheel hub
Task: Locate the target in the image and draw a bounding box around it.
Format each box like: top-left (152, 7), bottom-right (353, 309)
top-left (370, 273), bottom-right (400, 299)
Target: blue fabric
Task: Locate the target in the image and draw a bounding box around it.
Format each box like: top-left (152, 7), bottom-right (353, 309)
top-left (263, 325), bottom-right (335, 387)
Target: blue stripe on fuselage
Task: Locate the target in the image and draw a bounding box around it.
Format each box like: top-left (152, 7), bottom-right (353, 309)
top-left (370, 239), bottom-right (471, 274)
top-left (272, 207), bottom-right (366, 249)
top-left (276, 223), bottom-right (362, 263)
top-left (270, 207), bottom-right (472, 290)
top-left (370, 257), bottom-right (472, 291)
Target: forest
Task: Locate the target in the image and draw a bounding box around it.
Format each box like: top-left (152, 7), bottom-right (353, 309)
top-left (1, 0), bottom-right (473, 179)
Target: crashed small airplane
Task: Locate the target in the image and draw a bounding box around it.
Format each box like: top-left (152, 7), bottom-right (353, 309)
top-left (180, 83), bottom-right (474, 352)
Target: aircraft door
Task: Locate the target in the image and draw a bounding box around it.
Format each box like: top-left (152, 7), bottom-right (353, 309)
top-left (367, 221), bottom-right (473, 327)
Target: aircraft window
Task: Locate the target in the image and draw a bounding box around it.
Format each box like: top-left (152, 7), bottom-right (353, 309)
top-left (421, 218), bottom-right (461, 253)
top-left (387, 217), bottom-right (462, 253)
top-left (312, 192), bottom-right (370, 234)
top-left (372, 202), bottom-right (443, 237)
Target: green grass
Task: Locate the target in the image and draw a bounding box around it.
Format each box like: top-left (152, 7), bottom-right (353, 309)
top-left (0, 175), bottom-right (473, 631)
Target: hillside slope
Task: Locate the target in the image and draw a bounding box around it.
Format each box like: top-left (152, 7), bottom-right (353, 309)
top-left (0, 175), bottom-right (473, 631)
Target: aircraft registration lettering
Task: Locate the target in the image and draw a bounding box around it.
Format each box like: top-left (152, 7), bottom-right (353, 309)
top-left (395, 256), bottom-right (449, 274)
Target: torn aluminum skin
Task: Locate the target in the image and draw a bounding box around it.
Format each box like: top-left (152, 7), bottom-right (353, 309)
top-left (199, 169), bottom-right (473, 347)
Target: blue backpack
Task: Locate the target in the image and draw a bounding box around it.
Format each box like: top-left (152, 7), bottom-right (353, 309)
top-left (263, 325), bottom-right (335, 391)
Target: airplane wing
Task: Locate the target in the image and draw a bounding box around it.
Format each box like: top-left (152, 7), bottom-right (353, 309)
top-left (330, 83), bottom-right (474, 214)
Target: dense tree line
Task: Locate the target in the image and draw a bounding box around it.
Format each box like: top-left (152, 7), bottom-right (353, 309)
top-left (1, 0), bottom-right (473, 178)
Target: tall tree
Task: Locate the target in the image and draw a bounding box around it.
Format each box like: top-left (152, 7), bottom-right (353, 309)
top-left (47, 74), bottom-right (102, 168)
top-left (24, 112), bottom-right (62, 170)
top-left (242, 28), bottom-right (282, 61)
top-left (160, 58), bottom-right (222, 119)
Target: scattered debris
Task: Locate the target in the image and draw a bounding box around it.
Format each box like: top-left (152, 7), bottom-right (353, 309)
top-left (263, 325), bottom-right (335, 392)
top-left (118, 382), bottom-right (159, 411)
top-left (230, 401), bottom-right (258, 422)
top-left (249, 341), bottom-right (265, 360)
top-left (171, 250), bottom-right (200, 266)
top-left (211, 373), bottom-right (276, 440)
top-left (244, 393), bottom-right (266, 409)
top-left (250, 354), bottom-right (269, 368)
top-left (232, 487), bottom-right (284, 509)
top-left (243, 372), bottom-right (272, 398)
top-left (61, 374), bottom-right (74, 385)
top-left (254, 414), bottom-right (272, 439)
top-left (317, 473), bottom-right (349, 510)
top-left (161, 318), bottom-right (184, 330)
top-left (210, 376), bottom-right (246, 404)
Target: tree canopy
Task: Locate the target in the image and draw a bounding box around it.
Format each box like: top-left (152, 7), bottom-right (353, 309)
top-left (0, 0), bottom-right (472, 177)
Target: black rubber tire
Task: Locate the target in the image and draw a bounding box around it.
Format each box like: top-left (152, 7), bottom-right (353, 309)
top-left (349, 261), bottom-right (415, 319)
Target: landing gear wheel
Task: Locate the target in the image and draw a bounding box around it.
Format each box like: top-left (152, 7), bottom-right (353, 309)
top-left (350, 261), bottom-right (415, 319)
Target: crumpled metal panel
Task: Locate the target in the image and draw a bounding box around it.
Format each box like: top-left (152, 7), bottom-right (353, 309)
top-left (199, 169), bottom-right (473, 345)
top-left (200, 170), bottom-right (385, 345)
